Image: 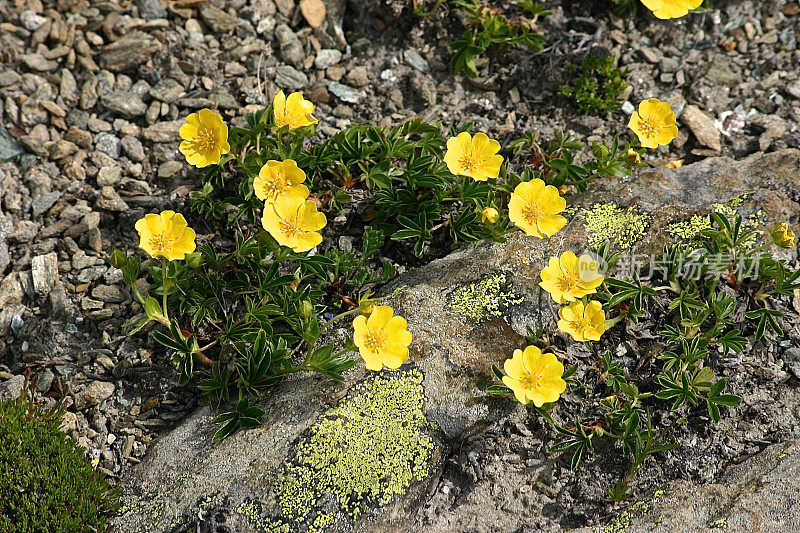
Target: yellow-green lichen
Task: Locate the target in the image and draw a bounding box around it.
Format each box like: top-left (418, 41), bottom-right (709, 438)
top-left (448, 272), bottom-right (524, 322)
top-left (269, 370), bottom-right (434, 528)
top-left (666, 194), bottom-right (763, 245)
top-left (601, 490), bottom-right (665, 533)
top-left (709, 517), bottom-right (728, 528)
top-left (580, 203), bottom-right (651, 249)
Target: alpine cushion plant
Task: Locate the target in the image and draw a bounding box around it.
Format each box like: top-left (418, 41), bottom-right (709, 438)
top-left (179, 108), bottom-right (230, 168)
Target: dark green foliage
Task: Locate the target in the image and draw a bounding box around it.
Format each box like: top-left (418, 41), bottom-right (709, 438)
top-left (0, 388), bottom-right (120, 532)
top-left (449, 0), bottom-right (549, 77)
top-left (558, 53), bottom-right (630, 114)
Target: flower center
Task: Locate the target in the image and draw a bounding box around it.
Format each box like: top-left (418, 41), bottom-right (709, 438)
top-left (519, 370), bottom-right (542, 390)
top-left (149, 232), bottom-right (171, 254)
top-left (363, 330), bottom-right (386, 351)
top-left (278, 216), bottom-right (303, 238)
top-left (196, 127), bottom-right (216, 152)
top-left (522, 203), bottom-right (541, 225)
top-left (573, 317), bottom-right (591, 333)
top-left (261, 175), bottom-right (288, 199)
top-left (638, 117), bottom-right (660, 140)
top-left (557, 273), bottom-right (580, 293)
top-left (458, 151), bottom-right (479, 173)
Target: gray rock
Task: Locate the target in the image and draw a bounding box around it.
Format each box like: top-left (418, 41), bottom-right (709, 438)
top-left (704, 57), bottom-right (741, 86)
top-left (0, 374), bottom-right (25, 402)
top-left (0, 125), bottom-right (25, 161)
top-left (101, 32), bottom-right (162, 72)
top-left (121, 136), bottom-right (146, 162)
top-left (94, 132), bottom-right (122, 158)
top-left (150, 78), bottom-right (185, 103)
top-left (31, 191), bottom-right (61, 217)
top-left (96, 186), bottom-right (129, 212)
top-left (410, 71), bottom-right (436, 107)
top-left (0, 70), bottom-right (22, 87)
top-left (91, 284), bottom-right (125, 303)
top-left (96, 166), bottom-right (122, 186)
top-left (199, 4), bottom-right (238, 33)
top-left (114, 150), bottom-right (800, 533)
top-left (138, 0), bottom-right (167, 19)
top-left (681, 105), bottom-right (722, 151)
top-left (20, 10), bottom-right (48, 31)
top-left (572, 438), bottom-right (800, 533)
top-left (74, 381), bottom-right (115, 410)
top-left (405, 49), bottom-right (430, 72)
top-left (59, 69), bottom-right (79, 107)
top-left (275, 24), bottom-right (305, 66)
top-left (275, 66), bottom-right (309, 90)
top-left (48, 139), bottom-right (78, 160)
top-left (101, 91), bottom-right (147, 118)
top-left (31, 252), bottom-right (59, 296)
top-left (327, 81), bottom-right (361, 103)
top-left (314, 48), bottom-right (342, 69)
top-left (18, 124), bottom-right (50, 156)
top-left (208, 91), bottom-right (240, 110)
top-left (157, 161), bottom-right (182, 179)
top-left (20, 53), bottom-right (58, 72)
top-left (142, 121), bottom-right (182, 142)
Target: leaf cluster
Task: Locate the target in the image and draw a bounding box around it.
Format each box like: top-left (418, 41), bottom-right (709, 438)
top-left (558, 53), bottom-right (631, 114)
top-left (0, 386), bottom-right (121, 532)
top-left (449, 0), bottom-right (549, 77)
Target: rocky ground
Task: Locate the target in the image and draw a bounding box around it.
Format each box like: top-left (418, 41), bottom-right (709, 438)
top-left (0, 0), bottom-right (799, 530)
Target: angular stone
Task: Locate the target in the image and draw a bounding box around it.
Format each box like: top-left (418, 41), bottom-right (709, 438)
top-left (0, 125), bottom-right (25, 161)
top-left (74, 381), bottom-right (115, 410)
top-left (96, 186), bottom-right (129, 212)
top-left (681, 105), bottom-right (722, 151)
top-left (142, 121), bottom-right (182, 142)
top-left (314, 48), bottom-right (341, 69)
top-left (327, 81), bottom-right (361, 103)
top-left (31, 191), bottom-right (61, 217)
top-left (300, 0), bottom-right (327, 27)
top-left (100, 32), bottom-right (162, 72)
top-left (275, 24), bottom-right (305, 67)
top-left (20, 53), bottom-right (59, 72)
top-left (101, 91), bottom-right (147, 118)
top-left (199, 4), bottom-right (238, 33)
top-left (48, 139), bottom-right (78, 160)
top-left (31, 252), bottom-right (59, 296)
top-left (275, 66), bottom-right (309, 90)
top-left (0, 374), bottom-right (25, 402)
top-left (150, 77), bottom-right (185, 103)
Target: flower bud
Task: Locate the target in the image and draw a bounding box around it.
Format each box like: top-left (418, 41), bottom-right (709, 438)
top-left (771, 222), bottom-right (796, 248)
top-left (481, 207), bottom-right (499, 224)
top-left (299, 299), bottom-right (314, 318)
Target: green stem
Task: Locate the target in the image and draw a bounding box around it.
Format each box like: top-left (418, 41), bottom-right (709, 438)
top-left (301, 308), bottom-right (363, 366)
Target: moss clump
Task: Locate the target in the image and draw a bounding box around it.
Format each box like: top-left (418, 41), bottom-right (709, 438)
top-left (448, 272), bottom-right (525, 322)
top-left (580, 203), bottom-right (651, 250)
top-left (0, 389), bottom-right (120, 533)
top-left (559, 53), bottom-right (630, 114)
top-left (269, 370), bottom-right (434, 528)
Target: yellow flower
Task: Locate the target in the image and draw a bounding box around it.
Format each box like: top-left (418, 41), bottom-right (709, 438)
top-left (539, 251), bottom-right (604, 304)
top-left (273, 90), bottom-right (317, 129)
top-left (640, 0), bottom-right (703, 19)
top-left (508, 179), bottom-right (567, 238)
top-left (178, 108), bottom-right (230, 168)
top-left (134, 211), bottom-right (196, 261)
top-left (501, 346), bottom-right (566, 407)
top-left (353, 305), bottom-right (413, 371)
top-left (253, 159), bottom-right (310, 204)
top-left (771, 222), bottom-right (796, 248)
top-left (557, 301), bottom-right (606, 342)
top-left (666, 159), bottom-right (684, 169)
top-left (626, 148), bottom-right (642, 165)
top-left (261, 195), bottom-right (326, 253)
top-left (443, 132), bottom-right (503, 181)
top-left (481, 206), bottom-right (499, 224)
top-left (628, 98), bottom-right (679, 149)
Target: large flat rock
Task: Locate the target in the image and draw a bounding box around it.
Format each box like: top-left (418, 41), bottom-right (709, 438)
top-left (114, 149), bottom-right (800, 532)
